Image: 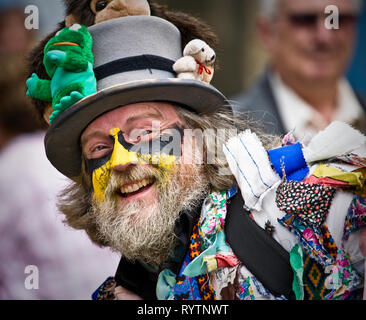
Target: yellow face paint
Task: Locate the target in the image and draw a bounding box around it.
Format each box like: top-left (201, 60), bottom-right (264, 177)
top-left (91, 128), bottom-right (179, 202)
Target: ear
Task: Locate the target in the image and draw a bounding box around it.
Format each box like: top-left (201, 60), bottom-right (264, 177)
top-left (65, 14), bottom-right (80, 27)
top-left (183, 43), bottom-right (200, 57)
top-left (43, 105), bottom-right (53, 125)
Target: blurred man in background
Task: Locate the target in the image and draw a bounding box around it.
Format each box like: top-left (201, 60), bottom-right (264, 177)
top-left (0, 0), bottom-right (119, 299)
top-left (234, 0), bottom-right (366, 139)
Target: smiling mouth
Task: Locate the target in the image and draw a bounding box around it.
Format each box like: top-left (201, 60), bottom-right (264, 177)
top-left (117, 177), bottom-right (156, 198)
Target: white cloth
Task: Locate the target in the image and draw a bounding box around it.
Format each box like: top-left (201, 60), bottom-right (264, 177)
top-left (0, 132), bottom-right (120, 299)
top-left (270, 73), bottom-right (364, 140)
top-left (303, 121), bottom-right (366, 163)
top-left (223, 130), bottom-right (280, 211)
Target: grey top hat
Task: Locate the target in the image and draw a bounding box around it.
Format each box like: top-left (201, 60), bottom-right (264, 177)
top-left (45, 16), bottom-right (230, 179)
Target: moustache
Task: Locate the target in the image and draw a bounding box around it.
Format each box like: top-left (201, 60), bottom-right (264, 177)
top-left (105, 164), bottom-right (175, 199)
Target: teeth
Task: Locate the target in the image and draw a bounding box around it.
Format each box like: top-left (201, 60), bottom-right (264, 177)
top-left (119, 178), bottom-right (154, 194)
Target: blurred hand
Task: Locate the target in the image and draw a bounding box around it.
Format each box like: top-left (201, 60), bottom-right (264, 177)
top-left (114, 286), bottom-right (143, 300)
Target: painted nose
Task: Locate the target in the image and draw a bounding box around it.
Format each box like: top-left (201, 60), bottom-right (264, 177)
top-left (109, 128), bottom-right (139, 169)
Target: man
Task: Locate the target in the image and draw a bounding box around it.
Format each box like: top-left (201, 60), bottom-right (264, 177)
top-left (29, 15), bottom-right (365, 300)
top-left (234, 0), bottom-right (366, 139)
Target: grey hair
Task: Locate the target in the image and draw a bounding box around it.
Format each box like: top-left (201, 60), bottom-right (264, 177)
top-left (259, 0), bottom-right (363, 19)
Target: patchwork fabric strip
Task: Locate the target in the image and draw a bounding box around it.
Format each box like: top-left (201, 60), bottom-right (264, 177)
top-left (330, 154), bottom-right (366, 168)
top-left (173, 218), bottom-right (216, 300)
top-left (223, 130), bottom-right (280, 211)
top-left (296, 244), bottom-right (363, 300)
top-left (311, 164), bottom-right (365, 192)
top-left (276, 180), bottom-right (336, 228)
top-left (92, 276), bottom-right (116, 300)
top-left (238, 277), bottom-right (255, 300)
top-left (173, 253), bottom-right (202, 300)
top-left (278, 213), bottom-right (332, 266)
top-left (302, 121), bottom-right (366, 164)
top-left (251, 276), bottom-right (286, 300)
top-left (189, 221), bottom-right (216, 300)
top-left (304, 176), bottom-right (350, 189)
top-left (343, 195), bottom-right (366, 242)
top-left (267, 142), bottom-right (309, 182)
top-left (302, 252), bottom-right (331, 300)
top-left (324, 248), bottom-right (363, 300)
top-left (319, 225), bottom-right (338, 260)
top-left (201, 190), bottom-right (228, 247)
top-left (173, 188), bottom-right (240, 300)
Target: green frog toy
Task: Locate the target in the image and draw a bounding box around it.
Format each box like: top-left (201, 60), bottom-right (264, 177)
top-left (26, 24), bottom-right (97, 123)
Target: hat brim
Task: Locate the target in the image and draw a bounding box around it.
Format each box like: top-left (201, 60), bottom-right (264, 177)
top-left (45, 78), bottom-right (230, 178)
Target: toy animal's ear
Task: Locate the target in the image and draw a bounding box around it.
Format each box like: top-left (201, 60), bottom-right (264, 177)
top-left (183, 44), bottom-right (199, 56)
top-left (65, 14), bottom-right (80, 27)
top-left (183, 40), bottom-right (204, 57)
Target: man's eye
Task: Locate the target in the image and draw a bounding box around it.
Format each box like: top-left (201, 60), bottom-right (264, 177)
top-left (92, 145), bottom-right (108, 152)
top-left (141, 130), bottom-right (153, 136)
top-left (95, 0), bottom-right (108, 11)
top-left (133, 130), bottom-right (154, 142)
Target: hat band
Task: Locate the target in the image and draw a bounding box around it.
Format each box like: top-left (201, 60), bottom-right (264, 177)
top-left (94, 55), bottom-right (176, 81)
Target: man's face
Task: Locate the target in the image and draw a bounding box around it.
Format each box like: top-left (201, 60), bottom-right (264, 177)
top-left (261, 0), bottom-right (359, 84)
top-left (81, 102), bottom-right (208, 264)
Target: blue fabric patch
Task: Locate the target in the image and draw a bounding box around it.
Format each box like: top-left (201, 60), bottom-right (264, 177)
top-left (173, 252), bottom-right (201, 300)
top-left (227, 185), bottom-right (237, 199)
top-left (267, 142), bottom-right (309, 182)
top-left (92, 276), bottom-right (115, 300)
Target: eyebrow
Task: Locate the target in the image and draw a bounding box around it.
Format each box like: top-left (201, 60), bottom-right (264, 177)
top-left (126, 112), bottom-right (163, 124)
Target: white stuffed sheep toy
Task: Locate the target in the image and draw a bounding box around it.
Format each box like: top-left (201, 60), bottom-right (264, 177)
top-left (173, 39), bottom-right (216, 84)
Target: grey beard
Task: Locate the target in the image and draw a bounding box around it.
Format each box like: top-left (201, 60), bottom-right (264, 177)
top-left (90, 164), bottom-right (209, 266)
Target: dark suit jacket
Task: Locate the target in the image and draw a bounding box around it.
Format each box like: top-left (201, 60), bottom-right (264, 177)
top-left (232, 70), bottom-right (366, 136)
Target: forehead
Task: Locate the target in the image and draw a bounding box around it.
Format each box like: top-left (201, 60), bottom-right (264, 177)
top-left (81, 101), bottom-right (180, 136)
top-left (281, 0), bottom-right (357, 13)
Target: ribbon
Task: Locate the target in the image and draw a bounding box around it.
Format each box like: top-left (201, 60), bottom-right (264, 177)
top-left (195, 60), bottom-right (212, 75)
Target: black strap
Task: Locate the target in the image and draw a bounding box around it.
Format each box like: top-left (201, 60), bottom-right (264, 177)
top-left (115, 258), bottom-right (158, 300)
top-left (94, 55), bottom-right (175, 81)
top-left (225, 192), bottom-right (295, 299)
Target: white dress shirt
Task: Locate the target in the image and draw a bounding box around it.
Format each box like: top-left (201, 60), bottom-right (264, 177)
top-left (270, 72), bottom-right (365, 140)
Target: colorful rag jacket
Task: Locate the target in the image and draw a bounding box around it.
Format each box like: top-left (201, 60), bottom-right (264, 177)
top-left (94, 184), bottom-right (365, 300)
top-left (94, 187), bottom-right (289, 301)
top-left (94, 124), bottom-right (366, 300)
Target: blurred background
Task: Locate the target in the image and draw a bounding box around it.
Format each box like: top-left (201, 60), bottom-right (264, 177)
top-left (0, 0), bottom-right (364, 299)
top-left (160, 0), bottom-right (366, 97)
